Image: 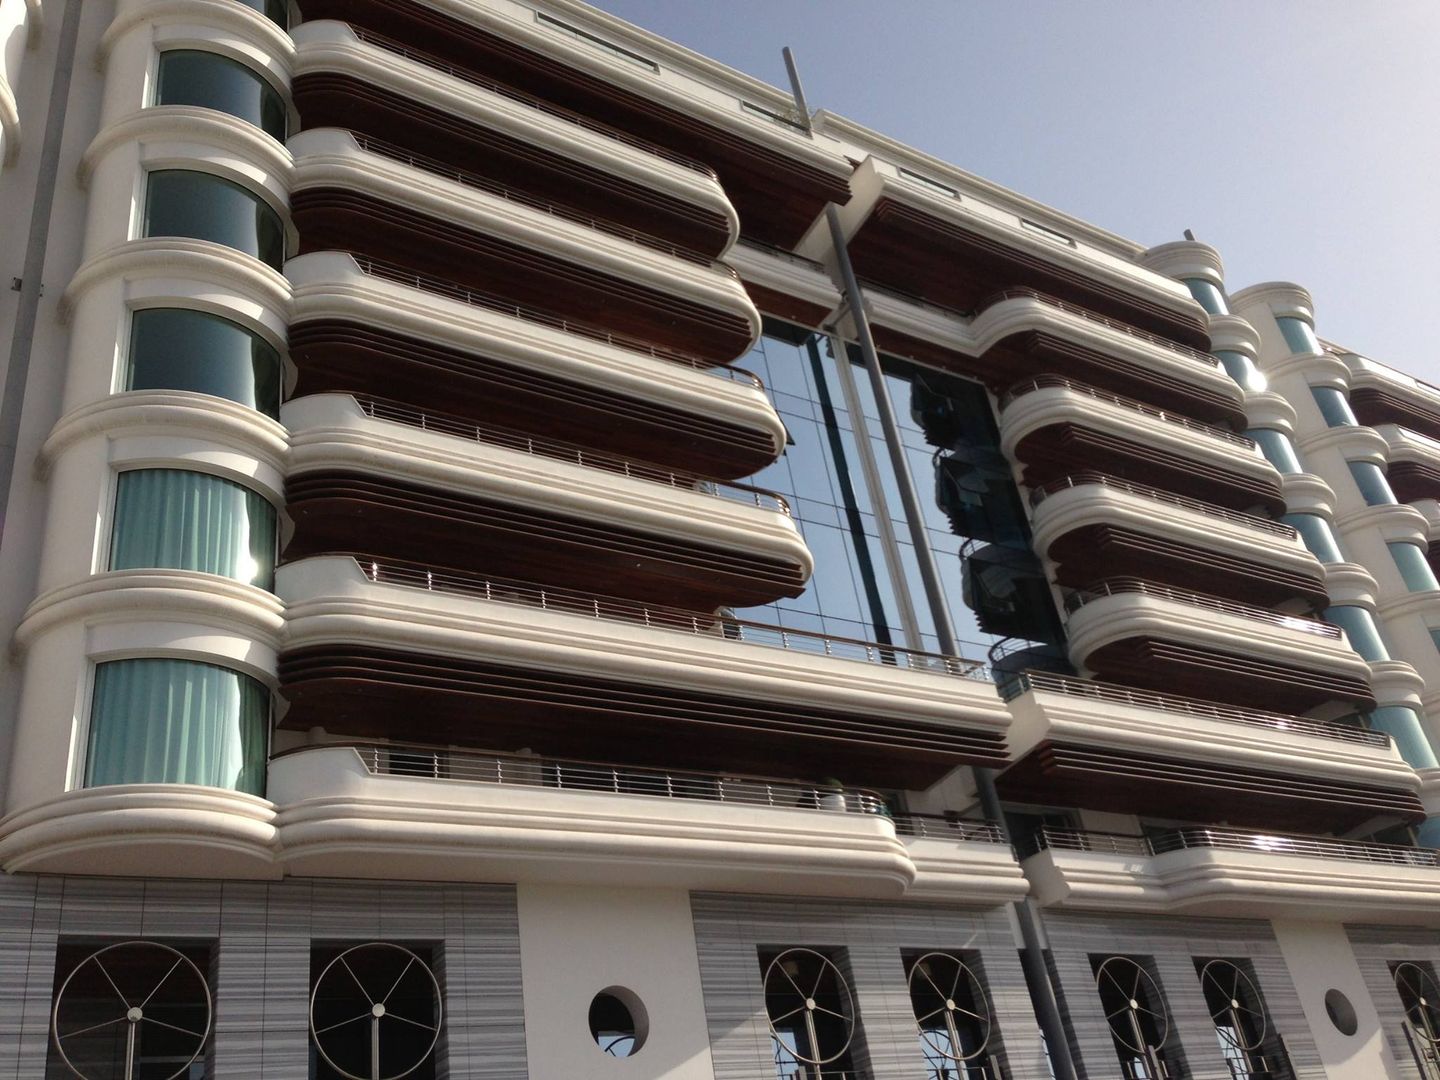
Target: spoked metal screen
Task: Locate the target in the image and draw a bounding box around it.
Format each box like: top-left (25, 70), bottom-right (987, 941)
top-left (1092, 955), bottom-right (1174, 1080)
top-left (309, 943), bottom-right (441, 1080)
top-left (1196, 958), bottom-right (1292, 1079)
top-left (1393, 962), bottom-right (1440, 1080)
top-left (760, 947), bottom-right (858, 1080)
top-left (905, 951), bottom-right (997, 1079)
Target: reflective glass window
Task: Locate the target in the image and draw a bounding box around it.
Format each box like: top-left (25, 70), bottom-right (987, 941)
top-left (1276, 315), bottom-right (1322, 355)
top-left (1348, 460), bottom-right (1397, 506)
top-left (111, 469), bottom-right (276, 590)
top-left (1389, 542), bottom-right (1440, 592)
top-left (1366, 705), bottom-right (1440, 770)
top-left (143, 169), bottom-right (285, 270)
top-left (1248, 428), bottom-right (1303, 474)
top-left (1311, 386), bottom-right (1357, 427)
top-left (127, 307), bottom-right (282, 418)
top-left (1183, 278), bottom-right (1228, 315)
top-left (1281, 513), bottom-right (1344, 563)
top-left (234, 0), bottom-right (287, 28)
top-left (155, 50), bottom-right (287, 141)
top-left (1214, 350), bottom-right (1266, 393)
top-left (1323, 605), bottom-right (1391, 662)
top-left (86, 658), bottom-right (268, 794)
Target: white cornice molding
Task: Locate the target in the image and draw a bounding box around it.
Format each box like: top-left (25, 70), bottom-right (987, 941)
top-left (100, 0), bottom-right (294, 69)
top-left (1231, 281), bottom-right (1315, 322)
top-left (81, 106), bottom-right (293, 188)
top-left (1140, 241), bottom-right (1225, 285)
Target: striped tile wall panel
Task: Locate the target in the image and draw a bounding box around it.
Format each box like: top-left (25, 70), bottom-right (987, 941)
top-left (1345, 924), bottom-right (1440, 1080)
top-left (689, 894), bottom-right (1050, 1080)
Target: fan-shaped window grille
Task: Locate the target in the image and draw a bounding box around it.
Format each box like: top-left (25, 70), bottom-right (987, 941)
top-left (905, 951), bottom-right (995, 1078)
top-left (1196, 959), bottom-right (1286, 1078)
top-left (1394, 961), bottom-right (1440, 1077)
top-left (760, 948), bottom-right (857, 1080)
top-left (50, 940), bottom-right (213, 1080)
top-left (1092, 955), bottom-right (1171, 1080)
top-left (309, 943), bottom-right (441, 1080)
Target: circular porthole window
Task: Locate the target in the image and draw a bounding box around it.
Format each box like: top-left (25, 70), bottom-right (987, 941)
top-left (590, 987), bottom-right (647, 1057)
top-left (1324, 988), bottom-right (1359, 1036)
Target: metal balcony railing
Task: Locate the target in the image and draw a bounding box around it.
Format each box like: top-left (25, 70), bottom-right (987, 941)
top-left (1063, 578), bottom-right (1342, 639)
top-left (348, 132), bottom-right (732, 273)
top-left (1001, 375), bottom-right (1254, 449)
top-left (1029, 473), bottom-right (1298, 539)
top-left (737, 237), bottom-right (828, 272)
top-left (856, 276), bottom-right (975, 321)
top-left (348, 26), bottom-right (719, 179)
top-left (352, 559), bottom-right (993, 681)
top-left (1032, 825), bottom-right (1440, 868)
top-left (891, 814), bottom-right (1007, 845)
top-left (980, 286), bottom-right (1220, 368)
top-left (340, 742), bottom-right (888, 814)
top-left (354, 396), bottom-right (791, 514)
top-left (351, 255), bottom-right (764, 387)
top-left (1001, 670), bottom-right (1390, 749)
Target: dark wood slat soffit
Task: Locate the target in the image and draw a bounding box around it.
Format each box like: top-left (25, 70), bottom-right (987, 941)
top-left (278, 646), bottom-right (1005, 788)
top-left (1385, 461), bottom-right (1440, 504)
top-left (284, 472), bottom-right (806, 610)
top-left (997, 740), bottom-right (1423, 834)
top-left (1351, 387), bottom-right (1440, 442)
top-left (296, 0), bottom-right (851, 247)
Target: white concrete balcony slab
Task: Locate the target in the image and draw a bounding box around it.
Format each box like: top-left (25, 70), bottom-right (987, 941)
top-left (282, 394), bottom-right (811, 582)
top-left (290, 20), bottom-right (740, 249)
top-left (1377, 423), bottom-right (1440, 469)
top-left (1023, 826), bottom-right (1440, 924)
top-left (1346, 354), bottom-right (1440, 417)
top-left (288, 127), bottom-right (760, 347)
top-left (285, 251), bottom-right (786, 460)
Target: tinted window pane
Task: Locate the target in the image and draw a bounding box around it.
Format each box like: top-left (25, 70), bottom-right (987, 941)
top-left (233, 0), bottom-right (287, 28)
top-left (144, 169), bottom-right (285, 269)
top-left (155, 50), bottom-right (286, 140)
top-left (1214, 350), bottom-right (1266, 393)
top-left (1324, 605), bottom-right (1390, 662)
top-left (1348, 461), bottom-right (1397, 506)
top-left (1276, 315), bottom-right (1321, 355)
top-left (1282, 513), bottom-right (1344, 563)
top-left (1311, 386), bottom-right (1357, 427)
top-left (1367, 705), bottom-right (1439, 770)
top-left (1183, 278), bottom-right (1228, 315)
top-left (128, 308), bottom-right (282, 418)
top-left (1248, 428), bottom-right (1303, 474)
top-left (1389, 542), bottom-right (1440, 592)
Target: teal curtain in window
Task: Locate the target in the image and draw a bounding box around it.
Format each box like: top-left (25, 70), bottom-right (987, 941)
top-left (1182, 278), bottom-right (1228, 316)
top-left (1276, 315), bottom-right (1321, 356)
top-left (1281, 513), bottom-right (1344, 563)
top-left (1366, 705), bottom-right (1440, 770)
top-left (86, 658), bottom-right (268, 795)
top-left (1311, 386), bottom-right (1357, 427)
top-left (110, 469), bottom-right (276, 590)
top-left (1214, 350), bottom-right (1266, 394)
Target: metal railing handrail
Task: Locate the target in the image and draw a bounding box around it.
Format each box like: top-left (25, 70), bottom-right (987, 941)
top-left (354, 396), bottom-right (791, 515)
top-left (349, 132), bottom-right (732, 273)
top-left (348, 26), bottom-right (719, 179)
top-left (891, 813), bottom-right (1007, 844)
top-left (351, 255), bottom-right (764, 388)
top-left (736, 236), bottom-right (827, 273)
top-left (1032, 825), bottom-right (1440, 868)
top-left (856, 276), bottom-right (976, 321)
top-left (301, 740), bottom-right (890, 815)
top-left (349, 558), bottom-right (992, 681)
top-left (1002, 375), bottom-right (1254, 448)
top-left (1029, 472), bottom-right (1297, 539)
top-left (981, 286), bottom-right (1219, 367)
top-left (1002, 670), bottom-right (1391, 748)
top-left (1063, 577), bottom-right (1342, 639)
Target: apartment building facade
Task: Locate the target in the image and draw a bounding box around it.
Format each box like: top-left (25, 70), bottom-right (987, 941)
top-left (2, 0), bottom-right (1440, 1078)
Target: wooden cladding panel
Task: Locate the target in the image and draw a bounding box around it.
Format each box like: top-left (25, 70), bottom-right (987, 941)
top-left (848, 199), bottom-right (1210, 349)
top-left (1387, 461), bottom-right (1440, 504)
top-left (284, 472), bottom-right (807, 609)
top-left (1351, 388), bottom-right (1440, 442)
top-left (291, 189), bottom-right (754, 365)
top-left (1084, 637), bottom-right (1376, 714)
top-left (288, 321), bottom-right (780, 480)
top-left (296, 0), bottom-right (850, 248)
top-left (997, 741), bottom-right (1423, 833)
top-left (1014, 423), bottom-right (1286, 515)
top-left (1047, 525), bottom-right (1328, 609)
top-left (277, 646), bottom-right (1006, 788)
top-left (292, 74), bottom-right (732, 258)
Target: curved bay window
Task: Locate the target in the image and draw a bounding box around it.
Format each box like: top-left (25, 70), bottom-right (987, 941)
top-left (111, 468), bottom-right (277, 589)
top-left (1364, 705), bottom-right (1440, 770)
top-left (143, 169), bottom-right (285, 270)
top-left (234, 0), bottom-right (288, 29)
top-left (85, 658), bottom-right (269, 795)
top-left (155, 50), bottom-right (287, 141)
top-left (1275, 315), bottom-right (1322, 356)
top-left (1182, 278), bottom-right (1228, 316)
top-left (1214, 350), bottom-right (1266, 394)
top-left (127, 307), bottom-right (282, 418)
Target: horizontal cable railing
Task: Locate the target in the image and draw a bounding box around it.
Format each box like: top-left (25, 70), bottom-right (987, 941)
top-left (348, 26), bottom-right (719, 179)
top-left (981, 286), bottom-right (1219, 367)
top-left (337, 742), bottom-right (889, 814)
top-left (856, 276), bottom-right (976, 321)
top-left (351, 558), bottom-right (992, 681)
top-left (1063, 577), bottom-right (1342, 639)
top-left (892, 813), bottom-right (1007, 844)
top-left (351, 255), bottom-right (764, 388)
top-left (349, 132), bottom-right (730, 273)
top-left (1032, 825), bottom-right (1440, 868)
top-left (1029, 472), bottom-right (1297, 539)
top-left (1001, 670), bottom-right (1391, 748)
top-left (736, 236), bottom-right (827, 272)
top-left (355, 396), bottom-right (790, 514)
top-left (1001, 375), bottom-right (1254, 448)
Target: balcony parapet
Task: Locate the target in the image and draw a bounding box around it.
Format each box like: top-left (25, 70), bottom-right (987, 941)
top-left (983, 288), bottom-right (1217, 369)
top-left (1064, 578), bottom-right (1339, 640)
top-left (1003, 375), bottom-right (1250, 448)
top-left (1031, 473), bottom-right (1295, 538)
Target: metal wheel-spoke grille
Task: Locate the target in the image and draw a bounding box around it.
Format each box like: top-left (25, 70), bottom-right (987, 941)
top-left (1396, 963), bottom-right (1440, 1045)
top-left (51, 941), bottom-right (212, 1080)
top-left (1095, 956), bottom-right (1169, 1054)
top-left (763, 949), bottom-right (855, 1067)
top-left (1199, 960), bottom-right (1267, 1052)
top-left (906, 952), bottom-right (992, 1063)
top-left (310, 943), bottom-right (442, 1080)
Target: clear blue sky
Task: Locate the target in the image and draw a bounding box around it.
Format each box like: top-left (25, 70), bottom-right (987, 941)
top-left (591, 0), bottom-right (1440, 379)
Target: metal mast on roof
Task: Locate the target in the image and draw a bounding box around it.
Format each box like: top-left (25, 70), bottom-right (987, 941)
top-left (781, 46), bottom-right (1081, 1080)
